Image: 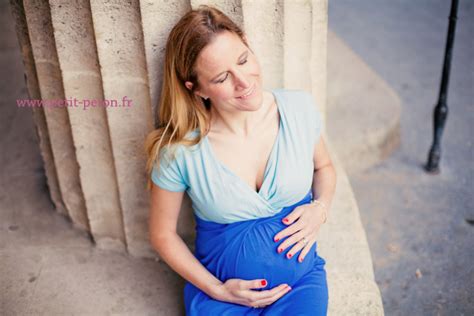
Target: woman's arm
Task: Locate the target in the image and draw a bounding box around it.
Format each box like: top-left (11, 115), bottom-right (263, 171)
top-left (311, 136), bottom-right (337, 219)
top-left (150, 182), bottom-right (292, 307)
top-left (149, 185), bottom-right (222, 298)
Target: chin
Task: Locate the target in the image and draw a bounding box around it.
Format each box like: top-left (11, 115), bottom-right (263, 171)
top-left (231, 85), bottom-right (265, 111)
top-left (248, 91), bottom-right (265, 111)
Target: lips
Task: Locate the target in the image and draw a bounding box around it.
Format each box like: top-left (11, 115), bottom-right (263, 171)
top-left (236, 84), bottom-right (255, 99)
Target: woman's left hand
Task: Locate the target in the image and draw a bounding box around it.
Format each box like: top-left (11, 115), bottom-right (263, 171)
top-left (273, 202), bottom-right (326, 263)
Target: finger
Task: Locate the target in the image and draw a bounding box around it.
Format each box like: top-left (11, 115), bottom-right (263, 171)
top-left (285, 238), bottom-right (306, 260)
top-left (253, 284), bottom-right (292, 307)
top-left (241, 278), bottom-right (268, 291)
top-left (248, 283), bottom-right (289, 301)
top-left (276, 229), bottom-right (306, 255)
top-left (274, 221), bottom-right (303, 244)
top-left (297, 235), bottom-right (317, 263)
top-left (281, 206), bottom-right (305, 225)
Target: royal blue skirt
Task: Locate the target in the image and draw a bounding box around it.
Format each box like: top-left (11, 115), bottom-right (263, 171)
top-left (184, 190), bottom-right (328, 315)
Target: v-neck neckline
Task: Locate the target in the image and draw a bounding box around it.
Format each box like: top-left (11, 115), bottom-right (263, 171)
top-left (204, 89), bottom-right (283, 197)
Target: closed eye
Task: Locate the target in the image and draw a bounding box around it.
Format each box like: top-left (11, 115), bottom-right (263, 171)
top-left (216, 58), bottom-right (248, 84)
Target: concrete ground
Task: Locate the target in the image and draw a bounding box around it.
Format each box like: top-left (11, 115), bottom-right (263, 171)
top-left (329, 1), bottom-right (473, 315)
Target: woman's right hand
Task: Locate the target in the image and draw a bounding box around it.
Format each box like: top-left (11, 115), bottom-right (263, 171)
top-left (210, 278), bottom-right (292, 308)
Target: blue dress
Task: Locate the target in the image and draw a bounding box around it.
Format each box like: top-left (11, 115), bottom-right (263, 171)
top-left (152, 89), bottom-right (328, 315)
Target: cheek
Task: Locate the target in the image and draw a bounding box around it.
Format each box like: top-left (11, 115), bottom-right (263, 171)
top-left (210, 87), bottom-right (235, 100)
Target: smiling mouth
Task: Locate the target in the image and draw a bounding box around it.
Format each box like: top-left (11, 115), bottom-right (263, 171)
top-left (236, 84), bottom-right (255, 99)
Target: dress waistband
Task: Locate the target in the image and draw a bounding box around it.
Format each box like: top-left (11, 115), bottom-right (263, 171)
top-left (194, 189), bottom-right (313, 231)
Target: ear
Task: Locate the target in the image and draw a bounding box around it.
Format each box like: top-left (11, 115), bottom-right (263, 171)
top-left (185, 81), bottom-right (208, 100)
top-left (184, 81), bottom-right (193, 91)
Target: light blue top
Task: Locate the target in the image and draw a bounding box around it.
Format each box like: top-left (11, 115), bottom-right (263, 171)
top-left (151, 89), bottom-right (323, 224)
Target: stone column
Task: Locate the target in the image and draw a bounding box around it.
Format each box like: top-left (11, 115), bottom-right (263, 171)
top-left (11, 0), bottom-right (329, 257)
top-left (49, 0), bottom-right (127, 252)
top-left (10, 0), bottom-right (67, 217)
top-left (88, 0), bottom-right (154, 257)
top-left (23, 0), bottom-right (89, 231)
top-left (311, 0), bottom-right (328, 116)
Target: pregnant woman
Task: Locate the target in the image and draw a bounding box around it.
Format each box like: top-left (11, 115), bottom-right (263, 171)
top-left (145, 5), bottom-right (336, 315)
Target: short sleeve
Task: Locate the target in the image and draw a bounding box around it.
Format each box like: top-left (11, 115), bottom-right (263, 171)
top-left (151, 146), bottom-right (188, 192)
top-left (303, 92), bottom-right (324, 144)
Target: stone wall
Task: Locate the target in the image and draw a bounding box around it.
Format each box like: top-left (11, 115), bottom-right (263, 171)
top-left (11, 0), bottom-right (328, 258)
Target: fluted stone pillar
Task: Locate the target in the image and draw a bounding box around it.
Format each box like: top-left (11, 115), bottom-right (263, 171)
top-left (10, 0), bottom-right (330, 269)
top-left (311, 0), bottom-right (328, 111)
top-left (23, 0), bottom-right (90, 231)
top-left (10, 0), bottom-right (68, 217)
top-left (11, 0), bottom-right (384, 314)
top-left (49, 0), bottom-right (127, 252)
top-left (12, 0), bottom-right (330, 266)
top-left (12, 0), bottom-right (327, 264)
top-left (89, 0), bottom-right (154, 257)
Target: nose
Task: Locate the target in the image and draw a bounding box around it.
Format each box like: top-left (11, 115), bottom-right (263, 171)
top-left (233, 69), bottom-right (251, 90)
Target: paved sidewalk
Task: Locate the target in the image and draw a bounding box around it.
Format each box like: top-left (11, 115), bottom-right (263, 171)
top-left (329, 1), bottom-right (473, 315)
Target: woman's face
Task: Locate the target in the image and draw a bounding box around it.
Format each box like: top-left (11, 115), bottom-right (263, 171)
top-left (186, 31), bottom-right (264, 113)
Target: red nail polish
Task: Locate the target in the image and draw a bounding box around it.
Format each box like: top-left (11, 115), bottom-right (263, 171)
top-left (274, 237), bottom-right (280, 242)
top-left (283, 218), bottom-right (289, 223)
top-left (261, 280), bottom-right (267, 286)
top-left (287, 253), bottom-right (292, 258)
top-left (278, 248), bottom-right (283, 253)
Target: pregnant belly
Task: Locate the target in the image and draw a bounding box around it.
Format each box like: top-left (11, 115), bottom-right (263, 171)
top-left (195, 215), bottom-right (318, 289)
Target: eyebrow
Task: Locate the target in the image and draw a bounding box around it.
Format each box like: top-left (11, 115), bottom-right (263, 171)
top-left (210, 50), bottom-right (248, 82)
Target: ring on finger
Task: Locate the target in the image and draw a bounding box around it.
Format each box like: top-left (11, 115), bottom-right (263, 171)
top-left (301, 236), bottom-right (309, 245)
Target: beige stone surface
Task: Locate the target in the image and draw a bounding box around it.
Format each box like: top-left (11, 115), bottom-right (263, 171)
top-left (311, 0), bottom-right (329, 115)
top-left (327, 30), bottom-right (401, 174)
top-left (242, 0), bottom-right (284, 89)
top-left (49, 0), bottom-right (126, 251)
top-left (23, 0), bottom-right (89, 230)
top-left (191, 0), bottom-right (244, 27)
top-left (9, 1), bottom-right (67, 216)
top-left (317, 138), bottom-right (384, 315)
top-left (89, 0), bottom-right (154, 257)
top-left (329, 275), bottom-right (385, 315)
top-left (283, 0), bottom-right (312, 91)
top-left (141, 0), bottom-right (191, 123)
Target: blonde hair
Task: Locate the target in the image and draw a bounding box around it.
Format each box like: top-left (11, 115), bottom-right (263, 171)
top-left (144, 5), bottom-right (249, 191)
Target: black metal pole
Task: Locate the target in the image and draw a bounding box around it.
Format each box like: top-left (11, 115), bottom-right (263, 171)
top-left (425, 0), bottom-right (459, 174)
